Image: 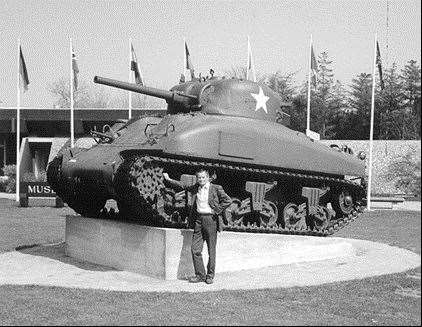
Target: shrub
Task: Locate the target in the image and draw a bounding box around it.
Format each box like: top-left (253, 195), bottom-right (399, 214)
top-left (0, 165), bottom-right (47, 193)
top-left (2, 164), bottom-right (16, 178)
top-left (22, 170), bottom-right (47, 182)
top-left (385, 149), bottom-right (421, 197)
top-left (1, 165), bottom-right (16, 193)
top-left (0, 176), bottom-right (8, 192)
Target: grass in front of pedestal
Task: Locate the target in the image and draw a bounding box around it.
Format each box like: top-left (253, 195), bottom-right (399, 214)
top-left (0, 205), bottom-right (420, 325)
top-left (0, 268), bottom-right (420, 326)
top-left (0, 199), bottom-right (72, 253)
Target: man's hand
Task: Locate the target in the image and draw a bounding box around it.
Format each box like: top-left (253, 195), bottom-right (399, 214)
top-left (162, 172), bottom-right (170, 181)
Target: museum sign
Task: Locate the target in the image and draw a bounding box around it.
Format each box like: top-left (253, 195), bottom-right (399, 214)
top-left (24, 182), bottom-right (57, 197)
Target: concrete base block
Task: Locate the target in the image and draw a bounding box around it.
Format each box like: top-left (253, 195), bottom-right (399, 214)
top-left (371, 201), bottom-right (394, 209)
top-left (65, 215), bottom-right (356, 280)
top-left (28, 197), bottom-right (56, 207)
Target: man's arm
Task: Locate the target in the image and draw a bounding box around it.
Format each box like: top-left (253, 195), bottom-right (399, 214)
top-left (162, 173), bottom-right (186, 191)
top-left (213, 185), bottom-right (232, 215)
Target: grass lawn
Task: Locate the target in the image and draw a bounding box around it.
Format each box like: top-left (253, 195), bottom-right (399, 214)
top-left (0, 200), bottom-right (420, 326)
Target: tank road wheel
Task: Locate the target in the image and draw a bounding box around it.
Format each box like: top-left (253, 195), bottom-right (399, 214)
top-left (283, 202), bottom-right (307, 230)
top-left (224, 198), bottom-right (242, 226)
top-left (332, 188), bottom-right (354, 218)
top-left (310, 206), bottom-right (331, 231)
top-left (259, 200), bottom-right (278, 227)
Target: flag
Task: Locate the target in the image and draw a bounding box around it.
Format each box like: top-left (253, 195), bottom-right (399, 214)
top-left (376, 41), bottom-right (384, 90)
top-left (130, 43), bottom-right (144, 85)
top-left (19, 46), bottom-right (29, 92)
top-left (185, 41), bottom-right (195, 79)
top-left (72, 47), bottom-right (79, 90)
top-left (247, 36), bottom-right (256, 82)
top-left (310, 45), bottom-right (318, 87)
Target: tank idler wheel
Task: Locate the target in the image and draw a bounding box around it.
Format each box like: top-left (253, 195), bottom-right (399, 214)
top-left (283, 202), bottom-right (307, 230)
top-left (332, 188), bottom-right (354, 217)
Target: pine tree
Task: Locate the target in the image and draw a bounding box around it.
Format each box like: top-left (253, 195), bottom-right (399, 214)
top-left (378, 63), bottom-right (406, 139)
top-left (347, 73), bottom-right (373, 139)
top-left (400, 60), bottom-right (421, 139)
top-left (313, 51), bottom-right (335, 138)
top-left (263, 71), bottom-right (297, 102)
top-left (328, 80), bottom-right (349, 139)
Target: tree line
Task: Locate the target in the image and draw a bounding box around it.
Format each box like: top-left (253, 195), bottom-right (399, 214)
top-left (261, 55), bottom-right (421, 140)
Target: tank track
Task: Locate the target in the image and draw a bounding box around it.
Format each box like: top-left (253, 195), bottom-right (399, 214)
top-left (111, 155), bottom-right (365, 237)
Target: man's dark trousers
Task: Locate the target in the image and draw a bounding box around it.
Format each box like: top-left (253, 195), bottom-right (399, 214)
top-left (192, 213), bottom-right (217, 279)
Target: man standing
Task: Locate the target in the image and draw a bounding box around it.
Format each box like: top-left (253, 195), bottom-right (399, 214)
top-left (163, 169), bottom-right (231, 284)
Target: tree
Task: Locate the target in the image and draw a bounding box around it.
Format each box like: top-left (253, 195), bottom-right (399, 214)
top-left (48, 77), bottom-right (157, 109)
top-left (346, 73), bottom-right (373, 139)
top-left (224, 66), bottom-right (248, 80)
top-left (109, 92), bottom-right (152, 109)
top-left (312, 51), bottom-right (336, 138)
top-left (377, 63), bottom-right (407, 139)
top-left (289, 83), bottom-right (308, 132)
top-left (48, 77), bottom-right (111, 108)
top-left (327, 80), bottom-right (349, 139)
top-left (400, 60), bottom-right (421, 139)
top-left (385, 148), bottom-right (421, 196)
top-left (262, 71), bottom-right (297, 103)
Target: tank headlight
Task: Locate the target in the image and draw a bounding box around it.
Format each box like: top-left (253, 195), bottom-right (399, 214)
top-left (358, 151), bottom-right (366, 160)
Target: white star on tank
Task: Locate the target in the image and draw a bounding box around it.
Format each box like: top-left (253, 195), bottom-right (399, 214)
top-left (251, 87), bottom-right (270, 113)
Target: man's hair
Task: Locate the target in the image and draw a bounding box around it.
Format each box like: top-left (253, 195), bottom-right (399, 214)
top-left (195, 168), bottom-right (209, 177)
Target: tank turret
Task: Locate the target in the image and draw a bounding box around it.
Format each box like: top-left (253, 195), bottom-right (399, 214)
top-left (94, 76), bottom-right (291, 124)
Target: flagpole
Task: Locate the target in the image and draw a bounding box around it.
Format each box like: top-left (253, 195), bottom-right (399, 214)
top-left (246, 36), bottom-right (250, 81)
top-left (128, 38), bottom-right (132, 119)
top-left (367, 33), bottom-right (377, 211)
top-left (183, 37), bottom-right (187, 81)
top-left (70, 38), bottom-right (74, 148)
top-left (306, 34), bottom-right (312, 134)
top-left (16, 39), bottom-right (21, 202)
top-left (251, 37), bottom-right (256, 82)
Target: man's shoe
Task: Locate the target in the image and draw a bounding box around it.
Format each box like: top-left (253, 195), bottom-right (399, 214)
top-left (188, 275), bottom-right (205, 283)
top-left (205, 277), bottom-right (214, 284)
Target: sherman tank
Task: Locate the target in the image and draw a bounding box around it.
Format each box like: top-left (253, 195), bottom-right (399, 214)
top-left (47, 73), bottom-right (367, 236)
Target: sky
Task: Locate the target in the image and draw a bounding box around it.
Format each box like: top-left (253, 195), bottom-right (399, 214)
top-left (0, 0), bottom-right (421, 108)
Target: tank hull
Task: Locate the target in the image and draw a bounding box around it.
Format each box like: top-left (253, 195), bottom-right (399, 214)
top-left (48, 112), bottom-right (365, 236)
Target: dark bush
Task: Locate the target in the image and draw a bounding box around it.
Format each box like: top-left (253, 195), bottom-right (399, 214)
top-left (1, 164), bottom-right (16, 193)
top-left (385, 149), bottom-right (421, 197)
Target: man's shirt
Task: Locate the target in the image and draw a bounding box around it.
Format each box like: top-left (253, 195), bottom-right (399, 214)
top-left (196, 182), bottom-right (213, 214)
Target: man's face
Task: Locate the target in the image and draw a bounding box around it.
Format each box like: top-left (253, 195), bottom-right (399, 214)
top-left (196, 171), bottom-right (209, 187)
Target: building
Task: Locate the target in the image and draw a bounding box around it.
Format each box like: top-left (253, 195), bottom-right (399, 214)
top-left (0, 107), bottom-right (166, 175)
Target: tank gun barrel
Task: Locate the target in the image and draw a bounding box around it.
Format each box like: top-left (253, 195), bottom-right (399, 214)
top-left (93, 76), bottom-right (198, 104)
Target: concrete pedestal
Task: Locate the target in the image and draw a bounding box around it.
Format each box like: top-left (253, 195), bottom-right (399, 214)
top-left (65, 215), bottom-right (356, 280)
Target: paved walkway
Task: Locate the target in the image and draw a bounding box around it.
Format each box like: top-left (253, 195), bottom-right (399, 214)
top-left (0, 238), bottom-right (419, 293)
top-left (0, 192), bottom-right (15, 200)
